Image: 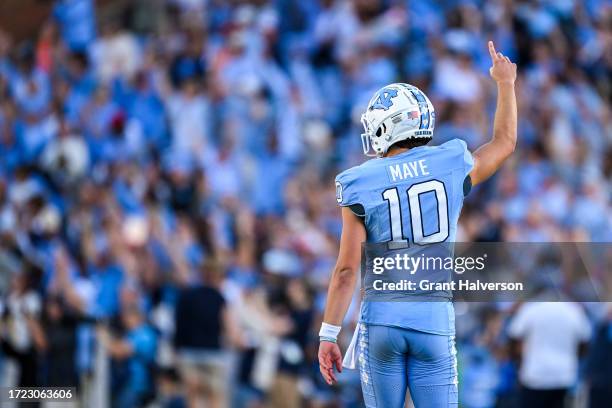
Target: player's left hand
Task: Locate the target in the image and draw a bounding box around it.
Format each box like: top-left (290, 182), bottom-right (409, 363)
top-left (318, 340), bottom-right (343, 385)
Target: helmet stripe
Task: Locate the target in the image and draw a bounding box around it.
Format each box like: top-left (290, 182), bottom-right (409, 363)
top-left (421, 109), bottom-right (430, 130)
top-left (409, 89), bottom-right (431, 130)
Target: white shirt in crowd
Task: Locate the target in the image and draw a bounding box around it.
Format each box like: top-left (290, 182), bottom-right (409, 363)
top-left (508, 302), bottom-right (591, 390)
top-left (3, 291), bottom-right (42, 352)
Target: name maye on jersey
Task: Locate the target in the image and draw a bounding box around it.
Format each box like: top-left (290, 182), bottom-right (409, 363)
top-left (388, 159), bottom-right (430, 181)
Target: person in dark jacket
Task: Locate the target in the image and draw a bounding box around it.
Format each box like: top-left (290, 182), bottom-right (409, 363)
top-left (585, 308), bottom-right (612, 408)
top-left (41, 295), bottom-right (79, 388)
top-left (174, 258), bottom-right (243, 408)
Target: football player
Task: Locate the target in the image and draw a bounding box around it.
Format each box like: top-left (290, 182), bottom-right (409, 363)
top-left (318, 41), bottom-right (517, 407)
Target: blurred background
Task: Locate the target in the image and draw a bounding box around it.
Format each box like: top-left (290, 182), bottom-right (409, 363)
top-left (0, 0), bottom-right (610, 407)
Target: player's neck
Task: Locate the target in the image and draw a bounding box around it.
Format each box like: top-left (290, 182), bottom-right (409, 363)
top-left (384, 146), bottom-right (410, 158)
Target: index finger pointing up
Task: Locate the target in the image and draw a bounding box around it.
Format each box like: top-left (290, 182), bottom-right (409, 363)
top-left (488, 41), bottom-right (498, 61)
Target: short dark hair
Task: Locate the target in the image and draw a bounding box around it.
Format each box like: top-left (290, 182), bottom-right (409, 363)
top-left (390, 137), bottom-right (432, 150)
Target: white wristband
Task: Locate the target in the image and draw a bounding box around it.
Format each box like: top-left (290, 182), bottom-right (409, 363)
top-left (319, 322), bottom-right (341, 342)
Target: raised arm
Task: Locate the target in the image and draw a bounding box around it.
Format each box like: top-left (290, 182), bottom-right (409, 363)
top-left (318, 206), bottom-right (366, 385)
top-left (470, 41), bottom-right (518, 185)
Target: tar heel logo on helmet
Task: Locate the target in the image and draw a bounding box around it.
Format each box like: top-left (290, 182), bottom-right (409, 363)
top-left (370, 88), bottom-right (399, 111)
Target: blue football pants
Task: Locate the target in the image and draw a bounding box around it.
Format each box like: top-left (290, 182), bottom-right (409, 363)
top-left (357, 324), bottom-right (458, 408)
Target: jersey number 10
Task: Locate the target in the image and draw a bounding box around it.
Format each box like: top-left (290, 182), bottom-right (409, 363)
top-left (382, 180), bottom-right (449, 244)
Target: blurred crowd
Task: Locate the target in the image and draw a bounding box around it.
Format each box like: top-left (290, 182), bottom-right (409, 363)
top-left (0, 0), bottom-right (610, 407)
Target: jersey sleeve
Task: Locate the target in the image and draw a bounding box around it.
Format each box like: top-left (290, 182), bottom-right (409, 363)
top-left (335, 170), bottom-right (358, 206)
top-left (335, 168), bottom-right (365, 216)
top-left (440, 138), bottom-right (475, 196)
top-left (443, 138), bottom-right (474, 178)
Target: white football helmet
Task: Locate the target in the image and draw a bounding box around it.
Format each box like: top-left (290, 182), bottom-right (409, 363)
top-left (360, 83), bottom-right (435, 157)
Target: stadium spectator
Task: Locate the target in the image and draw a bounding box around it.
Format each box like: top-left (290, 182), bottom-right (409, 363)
top-left (99, 304), bottom-right (157, 408)
top-left (40, 294), bottom-right (80, 388)
top-left (585, 306), bottom-right (612, 408)
top-left (0, 268), bottom-right (45, 390)
top-left (174, 258), bottom-right (243, 408)
top-left (508, 302), bottom-right (591, 408)
top-left (268, 278), bottom-right (315, 408)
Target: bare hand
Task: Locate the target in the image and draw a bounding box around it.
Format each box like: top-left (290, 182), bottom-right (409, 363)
top-left (318, 341), bottom-right (343, 385)
top-left (488, 41), bottom-right (517, 84)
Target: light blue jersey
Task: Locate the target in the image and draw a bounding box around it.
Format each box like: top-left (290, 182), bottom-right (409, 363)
top-left (336, 138), bottom-right (474, 335)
